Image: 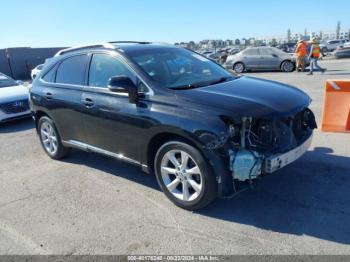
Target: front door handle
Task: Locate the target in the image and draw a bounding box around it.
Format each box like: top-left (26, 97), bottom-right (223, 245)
top-left (45, 92), bottom-right (53, 99)
top-left (83, 98), bottom-right (94, 107)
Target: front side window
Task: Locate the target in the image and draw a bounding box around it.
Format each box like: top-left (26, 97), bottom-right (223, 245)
top-left (127, 48), bottom-right (233, 89)
top-left (88, 54), bottom-right (135, 88)
top-left (56, 55), bottom-right (87, 85)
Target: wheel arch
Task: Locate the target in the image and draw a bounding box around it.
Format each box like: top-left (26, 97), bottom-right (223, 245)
top-left (232, 61), bottom-right (245, 71)
top-left (280, 59), bottom-right (295, 71)
top-left (145, 129), bottom-right (234, 197)
top-left (146, 131), bottom-right (202, 174)
top-left (33, 110), bottom-right (50, 131)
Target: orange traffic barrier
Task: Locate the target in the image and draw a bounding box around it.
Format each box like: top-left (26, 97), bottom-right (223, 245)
top-left (321, 80), bottom-right (350, 133)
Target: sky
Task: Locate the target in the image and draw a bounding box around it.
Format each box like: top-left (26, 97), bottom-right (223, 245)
top-left (1, 0), bottom-right (350, 48)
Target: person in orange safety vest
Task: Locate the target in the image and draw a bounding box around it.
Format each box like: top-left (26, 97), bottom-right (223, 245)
top-left (307, 38), bottom-right (326, 75)
top-left (295, 39), bottom-right (308, 72)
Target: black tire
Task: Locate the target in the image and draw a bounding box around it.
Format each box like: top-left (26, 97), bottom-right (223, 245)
top-left (322, 47), bottom-right (327, 55)
top-left (154, 141), bottom-right (218, 210)
top-left (281, 60), bottom-right (295, 72)
top-left (233, 62), bottom-right (245, 73)
top-left (38, 116), bottom-right (71, 159)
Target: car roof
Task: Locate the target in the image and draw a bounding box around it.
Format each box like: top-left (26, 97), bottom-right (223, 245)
top-left (54, 42), bottom-right (178, 57)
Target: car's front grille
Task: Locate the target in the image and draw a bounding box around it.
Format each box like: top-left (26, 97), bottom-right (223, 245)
top-left (0, 99), bottom-right (30, 114)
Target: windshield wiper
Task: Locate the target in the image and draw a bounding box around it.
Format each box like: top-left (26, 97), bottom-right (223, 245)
top-left (170, 76), bottom-right (234, 90)
top-left (208, 76), bottom-right (234, 86)
top-left (170, 84), bottom-right (200, 90)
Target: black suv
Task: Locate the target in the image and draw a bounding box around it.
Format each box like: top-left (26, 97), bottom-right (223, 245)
top-left (30, 42), bottom-right (317, 210)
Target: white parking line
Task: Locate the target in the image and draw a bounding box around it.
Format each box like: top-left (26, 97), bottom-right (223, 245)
top-left (0, 220), bottom-right (51, 254)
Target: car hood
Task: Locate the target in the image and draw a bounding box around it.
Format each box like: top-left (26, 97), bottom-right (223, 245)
top-left (176, 76), bottom-right (311, 118)
top-left (0, 85), bottom-right (29, 103)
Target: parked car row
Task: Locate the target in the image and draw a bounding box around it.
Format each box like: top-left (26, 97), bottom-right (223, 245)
top-left (277, 42), bottom-right (297, 53)
top-left (0, 73), bottom-right (31, 123)
top-left (199, 47), bottom-right (240, 63)
top-left (320, 39), bottom-right (349, 53)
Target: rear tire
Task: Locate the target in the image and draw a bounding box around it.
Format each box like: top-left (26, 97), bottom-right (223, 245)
top-left (154, 141), bottom-right (217, 210)
top-left (38, 116), bottom-right (71, 159)
top-left (233, 62), bottom-right (245, 73)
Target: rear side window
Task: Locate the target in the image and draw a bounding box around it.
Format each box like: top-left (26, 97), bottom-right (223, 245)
top-left (56, 55), bottom-right (87, 85)
top-left (259, 48), bottom-right (273, 55)
top-left (243, 49), bottom-right (259, 55)
top-left (88, 54), bottom-right (135, 88)
top-left (42, 65), bottom-right (57, 82)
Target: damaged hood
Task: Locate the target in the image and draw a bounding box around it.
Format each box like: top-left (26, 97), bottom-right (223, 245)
top-left (176, 76), bottom-right (311, 118)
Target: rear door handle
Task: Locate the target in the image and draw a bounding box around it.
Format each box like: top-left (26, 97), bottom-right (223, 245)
top-left (45, 92), bottom-right (53, 99)
top-left (83, 98), bottom-right (94, 107)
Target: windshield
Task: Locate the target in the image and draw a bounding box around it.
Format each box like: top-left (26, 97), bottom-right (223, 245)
top-left (0, 74), bottom-right (18, 88)
top-left (127, 47), bottom-right (234, 89)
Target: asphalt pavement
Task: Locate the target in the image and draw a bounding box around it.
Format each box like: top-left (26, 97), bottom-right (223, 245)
top-left (0, 58), bottom-right (350, 255)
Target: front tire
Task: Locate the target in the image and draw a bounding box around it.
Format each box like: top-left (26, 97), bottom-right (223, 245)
top-left (281, 60), bottom-right (295, 72)
top-left (38, 116), bottom-right (71, 159)
top-left (233, 62), bottom-right (245, 73)
top-left (154, 141), bottom-right (217, 210)
top-left (322, 47), bottom-right (327, 55)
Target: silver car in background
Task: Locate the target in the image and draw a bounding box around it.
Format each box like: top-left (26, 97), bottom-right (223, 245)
top-left (0, 73), bottom-right (31, 122)
top-left (224, 47), bottom-right (295, 73)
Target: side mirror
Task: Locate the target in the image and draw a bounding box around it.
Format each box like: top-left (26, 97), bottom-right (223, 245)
top-left (108, 76), bottom-right (138, 103)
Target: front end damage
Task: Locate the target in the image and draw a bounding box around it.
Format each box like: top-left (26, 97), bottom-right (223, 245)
top-left (216, 107), bottom-right (317, 196)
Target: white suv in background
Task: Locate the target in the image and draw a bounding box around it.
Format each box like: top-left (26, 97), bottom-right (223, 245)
top-left (0, 73), bottom-right (31, 122)
top-left (31, 64), bottom-right (44, 80)
top-left (320, 39), bottom-right (349, 52)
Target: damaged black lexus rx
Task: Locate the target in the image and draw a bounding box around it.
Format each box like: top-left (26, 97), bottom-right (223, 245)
top-left (30, 42), bottom-right (317, 210)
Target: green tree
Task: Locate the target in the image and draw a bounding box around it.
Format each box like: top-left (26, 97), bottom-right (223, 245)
top-left (254, 40), bottom-right (263, 47)
top-left (188, 41), bottom-right (196, 50)
top-left (270, 38), bottom-right (278, 47)
top-left (287, 29), bottom-right (291, 43)
top-left (235, 39), bottom-right (241, 46)
top-left (336, 21), bottom-right (341, 39)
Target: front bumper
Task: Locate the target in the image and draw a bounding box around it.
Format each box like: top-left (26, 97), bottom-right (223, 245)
top-left (0, 110), bottom-right (32, 123)
top-left (264, 133), bottom-right (313, 173)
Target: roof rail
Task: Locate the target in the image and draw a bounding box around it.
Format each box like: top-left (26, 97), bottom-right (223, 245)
top-left (109, 41), bottom-right (151, 45)
top-left (54, 43), bottom-right (115, 57)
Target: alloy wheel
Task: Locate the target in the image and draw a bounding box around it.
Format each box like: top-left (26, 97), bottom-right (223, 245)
top-left (40, 121), bottom-right (58, 155)
top-left (234, 63), bottom-right (244, 73)
top-left (282, 61), bottom-right (294, 72)
top-left (160, 150), bottom-right (203, 202)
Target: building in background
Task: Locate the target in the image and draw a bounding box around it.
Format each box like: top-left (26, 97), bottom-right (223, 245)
top-left (0, 47), bottom-right (64, 80)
